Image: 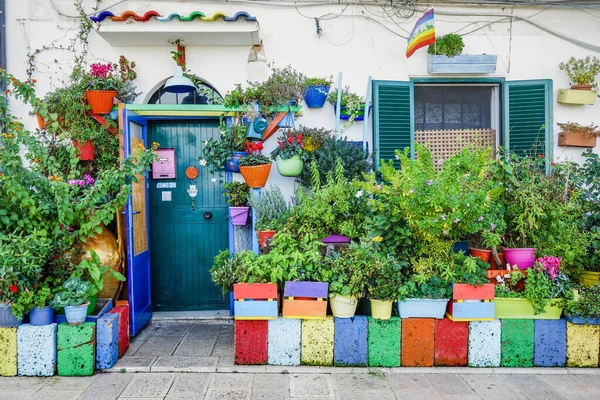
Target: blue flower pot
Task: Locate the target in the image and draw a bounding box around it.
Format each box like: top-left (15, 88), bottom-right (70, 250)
top-left (229, 291), bottom-right (235, 316)
top-left (29, 306), bottom-right (55, 326)
top-left (65, 303), bottom-right (90, 326)
top-left (303, 85), bottom-right (329, 108)
top-left (224, 151), bottom-right (247, 173)
top-left (453, 240), bottom-right (471, 255)
top-left (0, 303), bottom-right (22, 327)
top-left (277, 101), bottom-right (296, 128)
top-left (334, 104), bottom-right (371, 121)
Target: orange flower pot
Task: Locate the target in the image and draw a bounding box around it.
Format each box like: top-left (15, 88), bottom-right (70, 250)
top-left (489, 252), bottom-right (505, 270)
top-left (86, 90), bottom-right (117, 114)
top-left (72, 140), bottom-right (96, 161)
top-left (469, 248), bottom-right (491, 263)
top-left (239, 164), bottom-right (272, 188)
top-left (36, 114), bottom-right (46, 129)
top-left (258, 230), bottom-right (277, 247)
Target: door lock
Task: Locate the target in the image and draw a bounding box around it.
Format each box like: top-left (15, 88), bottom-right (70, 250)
top-left (204, 212), bottom-right (212, 220)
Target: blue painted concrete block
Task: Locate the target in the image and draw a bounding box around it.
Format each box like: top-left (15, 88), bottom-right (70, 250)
top-left (334, 316), bottom-right (368, 366)
top-left (449, 301), bottom-right (495, 321)
top-left (468, 320), bottom-right (501, 367)
top-left (268, 317), bottom-right (301, 366)
top-left (17, 323), bottom-right (57, 377)
top-left (534, 319), bottom-right (567, 367)
top-left (96, 312), bottom-right (119, 369)
top-left (234, 300), bottom-right (278, 320)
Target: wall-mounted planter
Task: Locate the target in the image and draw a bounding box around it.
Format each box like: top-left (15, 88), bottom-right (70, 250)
top-left (558, 131), bottom-right (597, 148)
top-left (427, 54), bottom-right (497, 74)
top-left (557, 89), bottom-right (596, 105)
top-left (494, 297), bottom-right (563, 319)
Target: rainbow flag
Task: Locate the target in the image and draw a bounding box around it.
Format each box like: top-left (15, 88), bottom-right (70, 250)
top-left (406, 9), bottom-right (435, 58)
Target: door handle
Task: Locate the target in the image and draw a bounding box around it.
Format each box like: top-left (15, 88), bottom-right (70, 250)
top-left (204, 212), bottom-right (212, 220)
top-left (121, 211), bottom-right (140, 215)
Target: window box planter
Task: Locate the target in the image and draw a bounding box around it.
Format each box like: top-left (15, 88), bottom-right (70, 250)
top-left (580, 271), bottom-right (600, 288)
top-left (283, 281), bottom-right (328, 319)
top-left (565, 315), bottom-right (600, 325)
top-left (397, 298), bottom-right (449, 319)
top-left (333, 103), bottom-right (371, 121)
top-left (557, 89), bottom-right (596, 105)
top-left (233, 283), bottom-right (278, 320)
top-left (558, 131), bottom-right (597, 148)
top-left (494, 297), bottom-right (563, 319)
top-left (427, 54), bottom-right (497, 74)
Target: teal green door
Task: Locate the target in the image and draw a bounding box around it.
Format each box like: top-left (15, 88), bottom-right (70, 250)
top-left (149, 120), bottom-right (228, 311)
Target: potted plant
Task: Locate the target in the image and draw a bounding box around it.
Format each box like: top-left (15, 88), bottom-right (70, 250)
top-left (11, 282), bottom-right (55, 326)
top-left (270, 131), bottom-right (307, 177)
top-left (397, 276), bottom-right (452, 319)
top-left (557, 121), bottom-right (599, 148)
top-left (302, 76), bottom-right (332, 108)
top-left (50, 277), bottom-right (91, 325)
top-left (209, 249), bottom-right (249, 315)
top-left (326, 243), bottom-right (369, 318)
top-left (327, 86), bottom-right (366, 123)
top-left (494, 256), bottom-right (573, 319)
top-left (579, 150), bottom-right (600, 286)
top-left (81, 63), bottom-right (121, 114)
top-left (427, 33), bottom-right (497, 74)
top-left (224, 181), bottom-right (250, 226)
top-left (559, 56), bottom-right (600, 90)
top-left (239, 142), bottom-right (272, 188)
top-left (260, 65), bottom-right (306, 107)
top-left (365, 241), bottom-right (404, 320)
top-left (297, 125), bottom-right (331, 153)
top-left (565, 284), bottom-right (600, 324)
top-left (247, 185), bottom-right (290, 247)
top-left (200, 117), bottom-right (248, 173)
top-left (469, 231), bottom-right (504, 267)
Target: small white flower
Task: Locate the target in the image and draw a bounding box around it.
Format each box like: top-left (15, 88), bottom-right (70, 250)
top-left (466, 203), bottom-right (470, 207)
top-left (504, 274), bottom-right (510, 279)
top-left (211, 177), bottom-right (217, 183)
top-left (355, 190), bottom-right (363, 198)
top-left (204, 140), bottom-right (208, 146)
top-left (495, 275), bottom-right (502, 282)
top-left (199, 159), bottom-right (207, 167)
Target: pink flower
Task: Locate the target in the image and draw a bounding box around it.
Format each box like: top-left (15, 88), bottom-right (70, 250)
top-left (536, 256), bottom-right (562, 280)
top-left (89, 63), bottom-right (112, 78)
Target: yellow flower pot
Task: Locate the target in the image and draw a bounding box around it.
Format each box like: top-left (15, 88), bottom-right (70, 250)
top-left (370, 299), bottom-right (393, 320)
top-left (579, 271), bottom-right (600, 288)
top-left (329, 294), bottom-right (358, 318)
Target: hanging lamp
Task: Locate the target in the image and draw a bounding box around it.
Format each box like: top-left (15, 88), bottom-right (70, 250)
top-left (164, 65), bottom-right (196, 93)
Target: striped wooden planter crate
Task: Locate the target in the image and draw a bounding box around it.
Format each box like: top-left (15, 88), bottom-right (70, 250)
top-left (283, 282), bottom-right (328, 320)
top-left (233, 283), bottom-right (278, 320)
top-left (446, 283), bottom-right (495, 321)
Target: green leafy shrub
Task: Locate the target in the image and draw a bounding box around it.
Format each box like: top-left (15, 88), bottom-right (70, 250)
top-left (559, 55), bottom-right (600, 89)
top-left (428, 33), bottom-right (464, 57)
top-left (224, 181), bottom-right (250, 207)
top-left (565, 284), bottom-right (600, 319)
top-left (50, 277), bottom-right (91, 308)
top-left (398, 276), bottom-right (452, 300)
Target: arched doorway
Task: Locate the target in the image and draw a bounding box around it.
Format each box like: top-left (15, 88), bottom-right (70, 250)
top-left (147, 78), bottom-right (224, 105)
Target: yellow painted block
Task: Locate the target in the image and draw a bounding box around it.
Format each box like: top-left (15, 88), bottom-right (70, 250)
top-left (301, 316), bottom-right (334, 366)
top-left (0, 327), bottom-right (17, 376)
top-left (566, 322), bottom-right (600, 367)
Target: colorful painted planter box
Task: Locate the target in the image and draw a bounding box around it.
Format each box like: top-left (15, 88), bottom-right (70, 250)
top-left (557, 89), bottom-right (596, 105)
top-left (233, 283), bottom-right (278, 320)
top-left (494, 298), bottom-right (563, 319)
top-left (397, 298), bottom-right (449, 319)
top-left (565, 315), bottom-right (600, 325)
top-left (453, 283), bottom-right (495, 300)
top-left (283, 281), bottom-right (328, 320)
top-left (446, 284), bottom-right (495, 321)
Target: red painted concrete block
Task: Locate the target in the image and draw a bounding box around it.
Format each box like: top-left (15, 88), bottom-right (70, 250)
top-left (401, 318), bottom-right (435, 367)
top-left (108, 306), bottom-right (129, 357)
top-left (235, 320), bottom-right (268, 365)
top-left (435, 318), bottom-right (469, 366)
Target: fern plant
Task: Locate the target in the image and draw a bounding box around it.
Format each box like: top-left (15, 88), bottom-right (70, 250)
top-left (247, 185), bottom-right (291, 231)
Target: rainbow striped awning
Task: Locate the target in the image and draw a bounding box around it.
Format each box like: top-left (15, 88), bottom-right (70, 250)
top-left (406, 9), bottom-right (435, 58)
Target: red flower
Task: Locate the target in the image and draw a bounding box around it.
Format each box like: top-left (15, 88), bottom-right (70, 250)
top-left (246, 142), bottom-right (252, 152)
top-left (278, 141), bottom-right (284, 149)
top-left (251, 142), bottom-right (259, 151)
top-left (9, 285), bottom-right (18, 293)
top-left (257, 142), bottom-right (264, 150)
top-left (296, 134), bottom-right (302, 142)
top-left (287, 137), bottom-right (293, 143)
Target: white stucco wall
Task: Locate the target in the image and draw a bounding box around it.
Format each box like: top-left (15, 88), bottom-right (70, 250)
top-left (5, 1), bottom-right (600, 197)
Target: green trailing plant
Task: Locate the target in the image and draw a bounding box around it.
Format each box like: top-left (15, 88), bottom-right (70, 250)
top-left (326, 86), bottom-right (365, 125)
top-left (50, 277), bottom-right (91, 308)
top-left (297, 136), bottom-right (372, 188)
top-left (559, 55), bottom-right (600, 90)
top-left (199, 116), bottom-right (248, 173)
top-left (565, 284), bottom-right (600, 320)
top-left (398, 276), bottom-right (452, 300)
top-left (247, 185), bottom-right (290, 231)
top-left (71, 250), bottom-right (126, 298)
top-left (427, 33), bottom-right (464, 57)
top-left (223, 182), bottom-right (250, 207)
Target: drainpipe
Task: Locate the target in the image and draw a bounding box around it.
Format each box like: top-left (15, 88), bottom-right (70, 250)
top-left (0, 0), bottom-right (6, 89)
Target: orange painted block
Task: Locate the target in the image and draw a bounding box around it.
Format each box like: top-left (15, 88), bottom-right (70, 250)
top-left (453, 283), bottom-right (495, 300)
top-left (283, 299), bottom-right (327, 319)
top-left (401, 318), bottom-right (435, 367)
top-left (234, 283), bottom-right (278, 300)
top-left (115, 300), bottom-right (129, 308)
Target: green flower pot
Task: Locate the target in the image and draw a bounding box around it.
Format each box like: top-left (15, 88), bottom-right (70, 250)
top-left (276, 155), bottom-right (303, 177)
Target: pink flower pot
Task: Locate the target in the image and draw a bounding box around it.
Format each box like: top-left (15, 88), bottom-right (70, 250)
top-left (229, 207), bottom-right (250, 226)
top-left (503, 248), bottom-right (537, 270)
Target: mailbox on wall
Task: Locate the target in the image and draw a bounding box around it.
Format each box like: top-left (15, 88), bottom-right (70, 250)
top-left (152, 148), bottom-right (176, 179)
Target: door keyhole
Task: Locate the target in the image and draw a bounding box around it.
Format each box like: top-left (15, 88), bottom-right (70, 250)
top-left (204, 212), bottom-right (212, 220)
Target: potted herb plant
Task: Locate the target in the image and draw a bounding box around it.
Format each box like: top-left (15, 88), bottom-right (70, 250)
top-left (271, 131), bottom-right (307, 177)
top-left (247, 185), bottom-right (290, 247)
top-left (302, 76), bottom-right (332, 108)
top-left (326, 243), bottom-right (370, 318)
top-left (224, 181), bottom-right (251, 226)
top-left (200, 117), bottom-right (248, 173)
top-left (327, 86), bottom-right (366, 123)
top-left (239, 142), bottom-right (272, 188)
top-left (559, 56), bottom-right (600, 91)
top-left (427, 33), bottom-right (497, 74)
top-left (557, 121), bottom-right (599, 148)
top-left (565, 284), bottom-right (600, 325)
top-left (209, 249), bottom-right (237, 314)
top-left (50, 277), bottom-right (91, 325)
top-left (397, 276), bottom-right (452, 319)
top-left (260, 65), bottom-right (306, 107)
top-left (365, 247), bottom-right (404, 320)
top-left (494, 256), bottom-right (573, 319)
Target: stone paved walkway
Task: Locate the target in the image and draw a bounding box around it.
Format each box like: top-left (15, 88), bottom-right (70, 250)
top-left (4, 320), bottom-right (600, 399)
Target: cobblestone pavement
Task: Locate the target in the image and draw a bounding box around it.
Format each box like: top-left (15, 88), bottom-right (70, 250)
top-left (3, 321), bottom-right (600, 399)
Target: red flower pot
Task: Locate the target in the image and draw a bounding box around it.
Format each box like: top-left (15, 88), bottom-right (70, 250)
top-left (469, 248), bottom-right (491, 263)
top-left (86, 90), bottom-right (117, 114)
top-left (72, 140), bottom-right (95, 161)
top-left (258, 230), bottom-right (277, 247)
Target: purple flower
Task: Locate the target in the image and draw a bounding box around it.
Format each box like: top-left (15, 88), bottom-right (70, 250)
top-left (83, 174), bottom-right (95, 185)
top-left (490, 223), bottom-right (497, 230)
top-left (427, 180), bottom-right (433, 186)
top-left (441, 214), bottom-right (447, 220)
top-left (478, 215), bottom-right (484, 222)
top-left (453, 218), bottom-right (460, 223)
top-left (395, 154), bottom-right (400, 160)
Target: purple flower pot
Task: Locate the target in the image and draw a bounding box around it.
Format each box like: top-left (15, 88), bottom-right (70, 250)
top-left (503, 248), bottom-right (537, 270)
top-left (322, 234), bottom-right (350, 243)
top-left (229, 206), bottom-right (250, 226)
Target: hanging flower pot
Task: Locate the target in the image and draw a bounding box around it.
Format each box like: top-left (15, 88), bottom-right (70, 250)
top-left (303, 85), bottom-right (330, 108)
top-left (224, 151), bottom-right (247, 173)
top-left (239, 163), bottom-right (272, 188)
top-left (258, 230), bottom-right (277, 247)
top-left (277, 101), bottom-right (296, 128)
top-left (229, 206), bottom-right (250, 226)
top-left (72, 140), bottom-right (96, 161)
top-left (85, 90), bottom-right (117, 114)
top-left (334, 103), bottom-right (370, 121)
top-left (276, 155), bottom-right (303, 177)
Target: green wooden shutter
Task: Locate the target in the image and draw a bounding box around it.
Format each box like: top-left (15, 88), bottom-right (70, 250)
top-left (373, 80), bottom-right (413, 168)
top-left (503, 79), bottom-right (553, 171)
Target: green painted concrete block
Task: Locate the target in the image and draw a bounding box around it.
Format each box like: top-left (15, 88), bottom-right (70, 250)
top-left (57, 322), bottom-right (95, 349)
top-left (0, 327), bottom-right (17, 376)
top-left (57, 343), bottom-right (95, 376)
top-left (368, 316), bottom-right (401, 367)
top-left (501, 319), bottom-right (534, 367)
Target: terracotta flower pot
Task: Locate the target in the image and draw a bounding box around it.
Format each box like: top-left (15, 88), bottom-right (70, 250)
top-left (558, 131), bottom-right (597, 148)
top-left (72, 140), bottom-right (96, 161)
top-left (469, 248), bottom-right (491, 263)
top-left (239, 163), bottom-right (272, 188)
top-left (571, 84), bottom-right (593, 90)
top-left (86, 90), bottom-right (117, 114)
top-left (36, 114), bottom-right (46, 129)
top-left (258, 230), bottom-right (277, 247)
